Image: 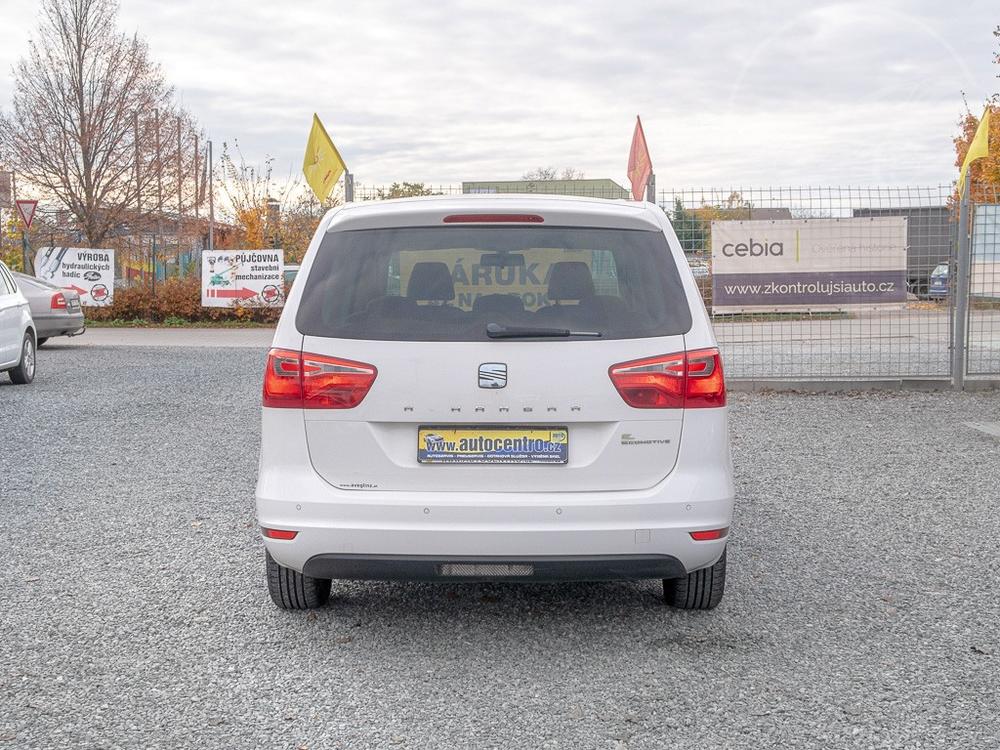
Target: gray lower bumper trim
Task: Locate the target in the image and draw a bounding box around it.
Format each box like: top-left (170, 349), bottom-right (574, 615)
top-left (302, 553), bottom-right (687, 582)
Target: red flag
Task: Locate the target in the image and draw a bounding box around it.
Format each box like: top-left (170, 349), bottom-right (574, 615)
top-left (627, 116), bottom-right (652, 201)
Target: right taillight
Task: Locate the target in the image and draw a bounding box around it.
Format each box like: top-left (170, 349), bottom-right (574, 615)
top-left (51, 292), bottom-right (67, 310)
top-left (261, 527), bottom-right (298, 540)
top-left (609, 348), bottom-right (725, 409)
top-left (690, 527), bottom-right (729, 541)
top-left (263, 348), bottom-right (377, 409)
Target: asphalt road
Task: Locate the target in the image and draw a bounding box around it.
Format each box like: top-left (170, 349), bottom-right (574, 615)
top-left (714, 308), bottom-right (1000, 379)
top-left (2, 342), bottom-right (999, 749)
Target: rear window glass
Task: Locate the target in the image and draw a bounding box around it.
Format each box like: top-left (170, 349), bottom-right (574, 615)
top-left (296, 226), bottom-right (692, 341)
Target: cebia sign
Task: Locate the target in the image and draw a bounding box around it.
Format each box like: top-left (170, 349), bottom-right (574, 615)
top-left (201, 250), bottom-right (285, 308)
top-left (720, 238), bottom-right (785, 257)
top-left (710, 218), bottom-right (908, 313)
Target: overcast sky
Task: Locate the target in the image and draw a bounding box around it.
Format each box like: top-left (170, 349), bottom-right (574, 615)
top-left (1, 0), bottom-right (997, 189)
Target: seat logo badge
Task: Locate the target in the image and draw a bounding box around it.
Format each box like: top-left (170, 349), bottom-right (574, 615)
top-left (479, 362), bottom-right (507, 389)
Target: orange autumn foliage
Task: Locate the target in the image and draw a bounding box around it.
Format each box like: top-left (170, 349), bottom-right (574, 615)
top-left (953, 27), bottom-right (1000, 200)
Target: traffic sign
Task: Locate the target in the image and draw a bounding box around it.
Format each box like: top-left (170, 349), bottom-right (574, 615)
top-left (15, 199), bottom-right (38, 229)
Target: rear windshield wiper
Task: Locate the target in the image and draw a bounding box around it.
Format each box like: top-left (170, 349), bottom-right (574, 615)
top-left (486, 322), bottom-right (602, 339)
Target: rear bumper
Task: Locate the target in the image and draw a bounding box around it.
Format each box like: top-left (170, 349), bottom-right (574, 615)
top-left (33, 312), bottom-right (85, 337)
top-left (256, 408), bottom-right (735, 580)
top-left (261, 511), bottom-right (729, 580)
top-left (302, 553), bottom-right (687, 582)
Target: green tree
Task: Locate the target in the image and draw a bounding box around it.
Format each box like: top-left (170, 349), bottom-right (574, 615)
top-left (373, 182), bottom-right (440, 200)
top-left (671, 198), bottom-right (708, 253)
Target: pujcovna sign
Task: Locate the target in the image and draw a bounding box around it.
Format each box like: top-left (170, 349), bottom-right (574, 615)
top-left (710, 217), bottom-right (908, 313)
top-left (201, 250), bottom-right (285, 308)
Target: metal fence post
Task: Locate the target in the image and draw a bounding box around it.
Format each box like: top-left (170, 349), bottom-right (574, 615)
top-left (22, 229), bottom-right (31, 275)
top-left (952, 173), bottom-right (972, 389)
top-left (208, 139), bottom-right (215, 252)
top-left (344, 171), bottom-right (355, 203)
top-left (646, 172), bottom-right (656, 204)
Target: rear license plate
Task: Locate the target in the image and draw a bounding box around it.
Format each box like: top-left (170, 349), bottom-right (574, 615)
top-left (417, 426), bottom-right (568, 465)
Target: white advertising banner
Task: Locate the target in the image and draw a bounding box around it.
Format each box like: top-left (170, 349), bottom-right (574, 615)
top-left (201, 249), bottom-right (285, 308)
top-left (710, 217), bottom-right (908, 313)
top-left (34, 247), bottom-right (115, 306)
top-left (971, 205), bottom-right (1000, 300)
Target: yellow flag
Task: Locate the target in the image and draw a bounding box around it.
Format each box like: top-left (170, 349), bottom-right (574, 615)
top-left (958, 107), bottom-right (991, 195)
top-left (303, 114), bottom-right (347, 203)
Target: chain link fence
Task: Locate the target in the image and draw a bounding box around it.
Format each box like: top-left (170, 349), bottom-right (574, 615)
top-left (351, 181), bottom-right (999, 385)
top-left (662, 186), bottom-right (961, 382)
top-left (967, 189), bottom-right (1000, 377)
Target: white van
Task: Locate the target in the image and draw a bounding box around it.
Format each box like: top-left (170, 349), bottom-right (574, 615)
top-left (256, 196), bottom-right (734, 610)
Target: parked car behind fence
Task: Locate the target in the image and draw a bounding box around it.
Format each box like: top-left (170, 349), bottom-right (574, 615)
top-left (928, 263), bottom-right (949, 301)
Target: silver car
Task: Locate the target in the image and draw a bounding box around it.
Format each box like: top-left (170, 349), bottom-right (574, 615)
top-left (13, 272), bottom-right (85, 345)
top-left (0, 261), bottom-right (36, 384)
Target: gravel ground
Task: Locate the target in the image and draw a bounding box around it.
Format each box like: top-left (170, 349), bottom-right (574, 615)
top-left (2, 343), bottom-right (999, 749)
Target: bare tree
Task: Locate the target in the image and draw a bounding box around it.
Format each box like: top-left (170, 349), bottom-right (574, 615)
top-left (217, 140), bottom-right (339, 259)
top-left (521, 167), bottom-right (585, 181)
top-left (994, 25), bottom-right (999, 96)
top-left (0, 0), bottom-right (199, 247)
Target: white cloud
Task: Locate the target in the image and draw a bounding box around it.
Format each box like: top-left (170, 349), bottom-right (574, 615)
top-left (1, 0), bottom-right (996, 188)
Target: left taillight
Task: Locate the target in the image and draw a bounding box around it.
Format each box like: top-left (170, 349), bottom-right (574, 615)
top-left (261, 527), bottom-right (298, 540)
top-left (51, 292), bottom-right (67, 310)
top-left (609, 348), bottom-right (726, 409)
top-left (263, 348), bottom-right (377, 409)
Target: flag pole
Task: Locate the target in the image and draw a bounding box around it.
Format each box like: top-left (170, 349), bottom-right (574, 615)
top-left (646, 172), bottom-right (656, 204)
top-left (134, 111), bottom-right (142, 286)
top-left (952, 170), bottom-right (973, 390)
top-left (18, 175), bottom-right (31, 274)
top-left (193, 134), bottom-right (199, 221)
top-left (176, 115), bottom-right (183, 229)
top-left (208, 140), bottom-right (215, 251)
top-left (134, 112), bottom-right (141, 216)
top-left (12, 171), bottom-right (28, 273)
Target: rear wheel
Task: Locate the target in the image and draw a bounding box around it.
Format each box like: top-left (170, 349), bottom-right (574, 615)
top-left (8, 333), bottom-right (36, 385)
top-left (265, 551), bottom-right (331, 610)
top-left (664, 549), bottom-right (726, 610)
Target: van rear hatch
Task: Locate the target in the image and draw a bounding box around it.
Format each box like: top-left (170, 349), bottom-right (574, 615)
top-left (292, 223), bottom-right (693, 493)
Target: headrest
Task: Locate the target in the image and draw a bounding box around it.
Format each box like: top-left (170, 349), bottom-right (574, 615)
top-left (407, 262), bottom-right (455, 301)
top-left (473, 294), bottom-right (525, 316)
top-left (547, 261), bottom-right (595, 301)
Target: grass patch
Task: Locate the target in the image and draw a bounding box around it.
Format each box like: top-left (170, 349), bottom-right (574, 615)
top-left (971, 298), bottom-right (1000, 310)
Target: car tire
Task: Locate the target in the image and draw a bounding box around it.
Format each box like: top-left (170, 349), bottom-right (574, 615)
top-left (265, 550), bottom-right (331, 610)
top-left (36, 337), bottom-right (49, 347)
top-left (8, 332), bottom-right (36, 385)
top-left (663, 548), bottom-right (726, 610)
